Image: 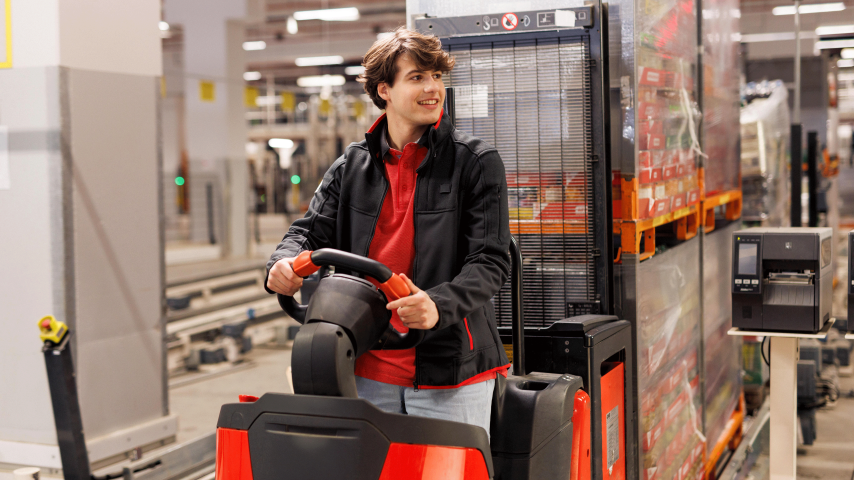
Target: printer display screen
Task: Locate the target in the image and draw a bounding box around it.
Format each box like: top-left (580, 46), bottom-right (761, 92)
top-left (738, 243), bottom-right (758, 275)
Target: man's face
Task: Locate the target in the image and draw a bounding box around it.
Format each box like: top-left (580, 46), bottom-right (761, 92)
top-left (378, 54), bottom-right (445, 128)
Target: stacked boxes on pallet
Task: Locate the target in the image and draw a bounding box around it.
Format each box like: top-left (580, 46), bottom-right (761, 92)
top-left (610, 0), bottom-right (709, 474)
top-left (612, 0), bottom-right (702, 225)
top-left (635, 241), bottom-right (705, 480)
top-left (610, 0), bottom-right (741, 474)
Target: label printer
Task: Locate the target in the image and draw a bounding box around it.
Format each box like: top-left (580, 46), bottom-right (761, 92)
top-left (732, 227), bottom-right (832, 333)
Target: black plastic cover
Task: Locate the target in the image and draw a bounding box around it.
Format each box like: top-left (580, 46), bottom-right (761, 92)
top-left (490, 372), bottom-right (581, 455)
top-left (489, 372), bottom-right (580, 480)
top-left (535, 315), bottom-right (620, 335)
top-left (304, 274), bottom-right (390, 357)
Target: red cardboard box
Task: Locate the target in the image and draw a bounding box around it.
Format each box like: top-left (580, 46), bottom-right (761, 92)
top-left (687, 188), bottom-right (700, 206)
top-left (639, 167), bottom-right (663, 184)
top-left (639, 67), bottom-right (665, 87)
top-left (640, 134), bottom-right (666, 150)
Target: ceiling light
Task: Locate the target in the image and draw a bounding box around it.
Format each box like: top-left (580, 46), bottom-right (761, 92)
top-left (159, 21), bottom-right (170, 31)
top-left (295, 55), bottom-right (344, 67)
top-left (269, 138), bottom-right (294, 149)
top-left (773, 2), bottom-right (844, 15)
top-left (816, 39), bottom-right (854, 50)
top-left (244, 71), bottom-right (262, 81)
top-left (838, 59), bottom-right (854, 68)
top-left (344, 65), bottom-right (366, 75)
top-left (297, 75), bottom-right (346, 87)
top-left (816, 24), bottom-right (854, 36)
top-left (287, 16), bottom-right (298, 34)
top-left (842, 48), bottom-right (854, 58)
top-left (293, 7), bottom-right (359, 22)
top-left (377, 32), bottom-right (394, 41)
top-left (243, 41), bottom-right (267, 51)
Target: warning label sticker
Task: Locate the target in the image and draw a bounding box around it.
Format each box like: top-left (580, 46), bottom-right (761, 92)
top-left (502, 13), bottom-right (518, 30)
top-left (606, 406), bottom-right (620, 472)
top-left (455, 85), bottom-right (489, 119)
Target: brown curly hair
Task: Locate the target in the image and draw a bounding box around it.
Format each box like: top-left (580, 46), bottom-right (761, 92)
top-left (357, 27), bottom-right (455, 110)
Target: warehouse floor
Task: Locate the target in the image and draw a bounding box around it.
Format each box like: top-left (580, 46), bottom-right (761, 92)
top-left (169, 346), bottom-right (293, 444)
top-left (796, 373), bottom-right (854, 479)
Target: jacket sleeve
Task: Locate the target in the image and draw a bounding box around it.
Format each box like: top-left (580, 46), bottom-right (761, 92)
top-left (425, 149), bottom-right (511, 330)
top-left (264, 156), bottom-right (345, 293)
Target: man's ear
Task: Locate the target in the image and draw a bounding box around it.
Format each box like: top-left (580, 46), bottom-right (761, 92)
top-left (377, 82), bottom-right (391, 103)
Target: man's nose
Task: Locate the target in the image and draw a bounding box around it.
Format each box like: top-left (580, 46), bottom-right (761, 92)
top-left (424, 76), bottom-right (441, 92)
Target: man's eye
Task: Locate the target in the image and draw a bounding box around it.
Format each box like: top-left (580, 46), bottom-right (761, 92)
top-left (412, 75), bottom-right (421, 81)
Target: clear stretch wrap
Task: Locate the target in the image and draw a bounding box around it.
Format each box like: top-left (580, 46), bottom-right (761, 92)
top-left (701, 0), bottom-right (740, 195)
top-left (701, 222), bottom-right (742, 455)
top-left (636, 241), bottom-right (705, 480)
top-left (740, 81), bottom-right (791, 225)
top-left (635, 240), bottom-right (705, 480)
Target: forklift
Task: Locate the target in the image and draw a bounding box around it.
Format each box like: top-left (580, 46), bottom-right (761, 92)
top-left (214, 238), bottom-right (635, 479)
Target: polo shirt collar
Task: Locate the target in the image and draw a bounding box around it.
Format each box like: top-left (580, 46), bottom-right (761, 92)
top-left (379, 123), bottom-right (430, 161)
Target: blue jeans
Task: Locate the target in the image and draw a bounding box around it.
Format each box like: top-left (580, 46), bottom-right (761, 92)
top-left (355, 376), bottom-right (495, 438)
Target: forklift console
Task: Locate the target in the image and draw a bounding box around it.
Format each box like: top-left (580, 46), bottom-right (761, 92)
top-left (215, 242), bottom-right (630, 480)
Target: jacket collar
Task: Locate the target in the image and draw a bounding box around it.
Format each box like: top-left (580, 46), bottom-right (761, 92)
top-left (365, 110), bottom-right (452, 170)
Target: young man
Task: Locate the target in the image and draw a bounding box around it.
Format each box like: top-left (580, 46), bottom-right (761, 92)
top-left (265, 27), bottom-right (510, 436)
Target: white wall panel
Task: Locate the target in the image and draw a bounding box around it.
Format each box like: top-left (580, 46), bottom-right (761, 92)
top-left (9, 0), bottom-right (60, 68)
top-left (58, 0), bottom-right (161, 76)
top-left (66, 68), bottom-right (164, 438)
top-left (0, 67), bottom-right (63, 448)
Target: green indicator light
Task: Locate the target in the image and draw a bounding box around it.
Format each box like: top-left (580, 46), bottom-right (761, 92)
top-left (175, 176), bottom-right (185, 186)
top-left (291, 175), bottom-right (301, 185)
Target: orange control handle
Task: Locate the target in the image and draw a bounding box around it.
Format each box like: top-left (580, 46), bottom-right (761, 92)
top-left (378, 274), bottom-right (410, 302)
top-left (292, 250), bottom-right (320, 277)
top-left (290, 249), bottom-right (412, 300)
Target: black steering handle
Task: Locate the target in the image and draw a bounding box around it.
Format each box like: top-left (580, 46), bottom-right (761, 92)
top-left (276, 249), bottom-right (424, 349)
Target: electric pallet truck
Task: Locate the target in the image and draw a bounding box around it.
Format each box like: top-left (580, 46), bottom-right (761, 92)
top-left (215, 239), bottom-right (634, 480)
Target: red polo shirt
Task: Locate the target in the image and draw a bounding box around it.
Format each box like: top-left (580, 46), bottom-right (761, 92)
top-left (354, 114), bottom-right (508, 389)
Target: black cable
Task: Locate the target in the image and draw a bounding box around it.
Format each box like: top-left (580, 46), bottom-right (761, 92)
top-left (761, 336), bottom-right (770, 367)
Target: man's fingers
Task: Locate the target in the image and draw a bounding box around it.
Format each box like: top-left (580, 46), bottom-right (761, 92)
top-left (271, 270), bottom-right (301, 290)
top-left (399, 274), bottom-right (421, 293)
top-left (268, 276), bottom-right (293, 295)
top-left (268, 271), bottom-right (301, 296)
top-left (276, 260), bottom-right (299, 282)
top-left (387, 296), bottom-right (418, 310)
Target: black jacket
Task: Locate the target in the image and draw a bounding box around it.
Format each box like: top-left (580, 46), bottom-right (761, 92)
top-left (266, 112), bottom-right (511, 387)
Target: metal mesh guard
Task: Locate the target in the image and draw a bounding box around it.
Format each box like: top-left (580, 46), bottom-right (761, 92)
top-left (447, 36), bottom-right (596, 328)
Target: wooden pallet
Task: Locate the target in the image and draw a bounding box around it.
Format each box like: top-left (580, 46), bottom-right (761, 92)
top-left (704, 393), bottom-right (745, 480)
top-left (615, 204), bottom-right (700, 262)
top-left (702, 190), bottom-right (742, 233)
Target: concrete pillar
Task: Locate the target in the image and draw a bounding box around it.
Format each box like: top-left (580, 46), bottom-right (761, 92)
top-left (0, 0), bottom-right (175, 471)
top-left (164, 0), bottom-right (249, 258)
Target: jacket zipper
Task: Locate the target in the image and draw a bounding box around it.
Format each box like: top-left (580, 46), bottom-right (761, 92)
top-left (463, 318), bottom-right (474, 351)
top-left (412, 129), bottom-right (437, 391)
top-left (364, 174), bottom-right (388, 257)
